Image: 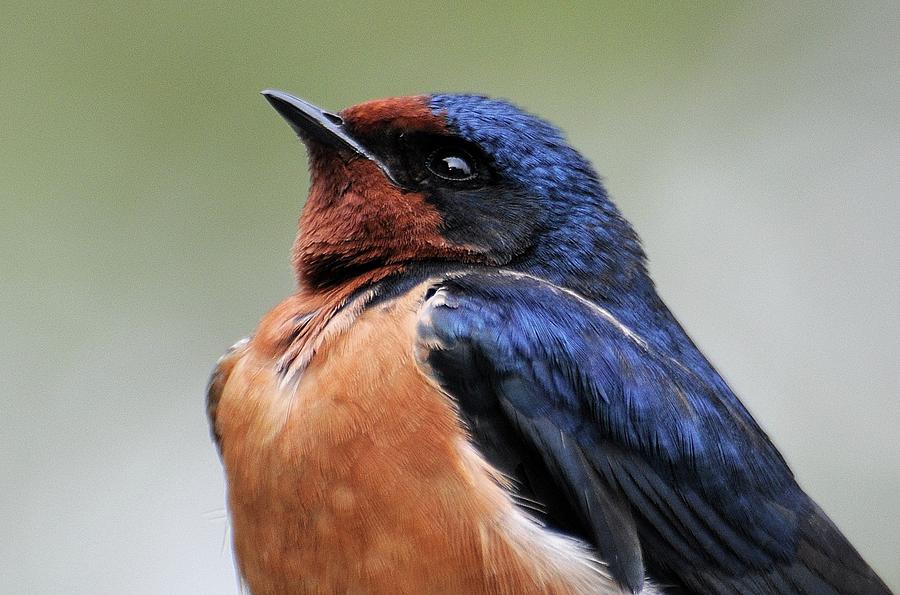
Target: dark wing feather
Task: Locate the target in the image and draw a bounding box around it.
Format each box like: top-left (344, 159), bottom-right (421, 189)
top-left (207, 338), bottom-right (249, 452)
top-left (416, 272), bottom-right (889, 594)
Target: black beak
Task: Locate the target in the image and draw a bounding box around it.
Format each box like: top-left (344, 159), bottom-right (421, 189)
top-left (261, 89), bottom-right (373, 159)
top-left (261, 89), bottom-right (400, 185)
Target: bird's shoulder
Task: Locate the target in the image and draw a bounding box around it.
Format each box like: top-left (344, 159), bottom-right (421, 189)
top-left (206, 337), bottom-right (250, 451)
top-left (205, 286), bottom-right (368, 453)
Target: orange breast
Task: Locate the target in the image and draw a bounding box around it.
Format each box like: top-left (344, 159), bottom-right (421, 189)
top-left (214, 283), bottom-right (621, 594)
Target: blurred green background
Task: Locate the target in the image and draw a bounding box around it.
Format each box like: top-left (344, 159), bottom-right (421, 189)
top-left (2, 2), bottom-right (897, 592)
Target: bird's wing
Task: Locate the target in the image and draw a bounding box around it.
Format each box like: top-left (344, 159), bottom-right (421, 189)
top-left (415, 271), bottom-right (888, 594)
top-left (207, 338), bottom-right (250, 452)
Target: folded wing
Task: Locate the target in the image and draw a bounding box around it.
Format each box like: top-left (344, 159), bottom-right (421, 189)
top-left (415, 272), bottom-right (888, 594)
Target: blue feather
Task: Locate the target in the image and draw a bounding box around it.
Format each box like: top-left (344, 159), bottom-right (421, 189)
top-left (403, 93), bottom-right (891, 593)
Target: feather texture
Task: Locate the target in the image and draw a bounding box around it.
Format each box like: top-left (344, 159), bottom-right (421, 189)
top-left (416, 270), bottom-right (890, 594)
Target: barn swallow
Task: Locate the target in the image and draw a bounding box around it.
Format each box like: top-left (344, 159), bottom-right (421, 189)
top-left (208, 90), bottom-right (890, 594)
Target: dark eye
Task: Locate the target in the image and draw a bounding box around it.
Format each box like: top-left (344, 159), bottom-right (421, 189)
top-left (426, 147), bottom-right (477, 181)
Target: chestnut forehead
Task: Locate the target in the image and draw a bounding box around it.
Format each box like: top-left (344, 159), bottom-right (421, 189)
top-left (340, 95), bottom-right (447, 135)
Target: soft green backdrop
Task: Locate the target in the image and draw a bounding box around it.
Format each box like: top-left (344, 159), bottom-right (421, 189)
top-left (2, 2), bottom-right (897, 592)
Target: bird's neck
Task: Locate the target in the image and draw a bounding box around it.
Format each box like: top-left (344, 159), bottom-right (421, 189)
top-left (518, 196), bottom-right (652, 304)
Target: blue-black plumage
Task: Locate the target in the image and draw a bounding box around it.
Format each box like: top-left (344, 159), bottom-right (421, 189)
top-left (410, 95), bottom-right (889, 593)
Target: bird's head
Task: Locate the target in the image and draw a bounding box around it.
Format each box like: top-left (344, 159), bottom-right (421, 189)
top-left (263, 90), bottom-right (647, 295)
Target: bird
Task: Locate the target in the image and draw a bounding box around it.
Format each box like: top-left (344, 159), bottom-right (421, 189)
top-left (207, 89), bottom-right (891, 595)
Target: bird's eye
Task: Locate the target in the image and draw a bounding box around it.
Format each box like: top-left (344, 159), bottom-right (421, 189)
top-left (426, 147), bottom-right (477, 181)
